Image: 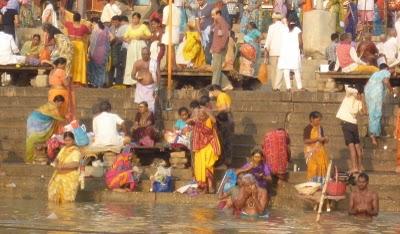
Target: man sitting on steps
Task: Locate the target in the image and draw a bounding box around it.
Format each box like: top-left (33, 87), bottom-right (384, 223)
top-left (92, 101), bottom-right (128, 148)
top-left (334, 33), bottom-right (378, 74)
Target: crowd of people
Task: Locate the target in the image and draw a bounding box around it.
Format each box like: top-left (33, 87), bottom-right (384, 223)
top-left (0, 0), bottom-right (390, 219)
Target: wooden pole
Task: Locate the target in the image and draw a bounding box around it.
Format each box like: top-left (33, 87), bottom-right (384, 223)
top-left (167, 0), bottom-right (173, 100)
top-left (316, 160), bottom-right (333, 222)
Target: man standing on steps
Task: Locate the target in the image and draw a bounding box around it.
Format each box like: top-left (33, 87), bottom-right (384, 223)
top-left (211, 8), bottom-right (233, 91)
top-left (264, 12), bottom-right (285, 91)
top-left (349, 173), bottom-right (379, 218)
top-left (336, 85), bottom-right (365, 174)
top-left (131, 47), bottom-right (157, 113)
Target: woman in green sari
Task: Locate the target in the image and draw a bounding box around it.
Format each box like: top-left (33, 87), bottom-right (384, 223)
top-left (25, 95), bottom-right (65, 163)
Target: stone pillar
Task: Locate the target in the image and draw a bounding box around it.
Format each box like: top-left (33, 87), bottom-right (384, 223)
top-left (303, 10), bottom-right (336, 58)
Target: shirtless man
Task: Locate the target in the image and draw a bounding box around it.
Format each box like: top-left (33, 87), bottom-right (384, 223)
top-left (233, 174), bottom-right (268, 217)
top-left (131, 47), bottom-right (156, 112)
top-left (349, 173), bottom-right (379, 217)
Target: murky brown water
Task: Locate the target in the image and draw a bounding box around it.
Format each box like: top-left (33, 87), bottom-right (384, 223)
top-left (0, 199), bottom-right (399, 233)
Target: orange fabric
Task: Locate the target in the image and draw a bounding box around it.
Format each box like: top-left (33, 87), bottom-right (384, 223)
top-left (39, 48), bottom-right (51, 61)
top-left (395, 110), bottom-right (400, 166)
top-left (49, 68), bottom-right (66, 86)
top-left (48, 68), bottom-right (76, 132)
top-left (302, 0), bottom-right (313, 12)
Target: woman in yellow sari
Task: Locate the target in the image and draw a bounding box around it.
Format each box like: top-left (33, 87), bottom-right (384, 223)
top-left (303, 111), bottom-right (329, 183)
top-left (182, 20), bottom-right (206, 68)
top-left (26, 95), bottom-right (65, 163)
top-left (190, 104), bottom-right (221, 193)
top-left (48, 57), bottom-right (75, 131)
top-left (48, 131), bottom-right (81, 203)
top-left (62, 12), bottom-right (90, 85)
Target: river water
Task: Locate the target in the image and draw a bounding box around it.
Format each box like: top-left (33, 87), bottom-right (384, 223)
top-left (0, 199), bottom-right (399, 233)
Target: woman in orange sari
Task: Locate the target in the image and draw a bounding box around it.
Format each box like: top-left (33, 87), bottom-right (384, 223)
top-left (190, 105), bottom-right (221, 193)
top-left (303, 111), bottom-right (329, 183)
top-left (48, 57), bottom-right (75, 131)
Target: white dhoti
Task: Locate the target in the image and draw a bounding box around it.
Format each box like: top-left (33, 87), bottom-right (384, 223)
top-left (149, 59), bottom-right (158, 83)
top-left (135, 82), bottom-right (156, 112)
top-left (162, 26), bottom-right (180, 45)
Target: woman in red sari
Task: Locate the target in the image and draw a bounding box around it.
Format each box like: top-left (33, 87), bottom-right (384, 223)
top-left (190, 105), bottom-right (221, 193)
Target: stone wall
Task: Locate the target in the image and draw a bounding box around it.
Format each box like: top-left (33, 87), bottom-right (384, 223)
top-left (0, 87), bottom-right (397, 172)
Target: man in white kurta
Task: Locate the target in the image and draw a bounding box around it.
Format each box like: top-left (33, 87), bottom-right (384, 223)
top-left (264, 12), bottom-right (286, 91)
top-left (381, 29), bottom-right (398, 65)
top-left (0, 30), bottom-right (25, 65)
top-left (277, 22), bottom-right (302, 91)
top-left (162, 2), bottom-right (181, 68)
top-left (101, 0), bottom-right (122, 24)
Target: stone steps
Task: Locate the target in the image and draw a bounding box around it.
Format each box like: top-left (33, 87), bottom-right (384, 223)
top-left (1, 168), bottom-right (399, 211)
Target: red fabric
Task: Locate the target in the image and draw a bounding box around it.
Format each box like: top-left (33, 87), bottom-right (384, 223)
top-left (64, 21), bottom-right (90, 37)
top-left (336, 43), bottom-right (353, 69)
top-left (262, 129), bottom-right (290, 175)
top-left (192, 120), bottom-right (221, 156)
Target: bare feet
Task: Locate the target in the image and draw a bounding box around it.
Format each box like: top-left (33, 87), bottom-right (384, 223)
top-left (371, 136), bottom-right (378, 146)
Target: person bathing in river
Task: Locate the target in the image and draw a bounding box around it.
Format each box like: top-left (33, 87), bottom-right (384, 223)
top-left (349, 173), bottom-right (379, 218)
top-left (236, 149), bottom-right (272, 189)
top-left (218, 173), bottom-right (244, 213)
top-left (48, 131), bottom-right (81, 203)
top-left (132, 47), bottom-right (156, 113)
top-left (233, 173), bottom-right (268, 218)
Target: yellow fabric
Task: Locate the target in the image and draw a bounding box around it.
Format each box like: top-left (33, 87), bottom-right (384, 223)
top-left (124, 24), bottom-right (151, 40)
top-left (216, 92), bottom-right (232, 110)
top-left (48, 146), bottom-right (81, 203)
top-left (182, 31), bottom-right (205, 68)
top-left (20, 41), bottom-right (42, 57)
top-left (71, 40), bottom-right (88, 84)
top-left (304, 126), bottom-right (328, 181)
top-left (194, 118), bottom-right (220, 184)
top-left (36, 102), bottom-right (64, 121)
top-left (354, 65), bottom-right (379, 74)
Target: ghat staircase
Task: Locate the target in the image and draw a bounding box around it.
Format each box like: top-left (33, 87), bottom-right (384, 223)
top-left (0, 87), bottom-right (399, 211)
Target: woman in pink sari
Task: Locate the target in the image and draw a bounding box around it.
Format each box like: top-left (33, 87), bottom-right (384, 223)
top-left (105, 153), bottom-right (136, 191)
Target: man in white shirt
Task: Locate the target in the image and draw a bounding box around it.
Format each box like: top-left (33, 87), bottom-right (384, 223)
top-left (0, 27), bottom-right (25, 65)
top-left (101, 0), bottom-right (122, 24)
top-left (161, 0), bottom-right (181, 68)
top-left (336, 85), bottom-right (364, 173)
top-left (380, 29), bottom-right (398, 65)
top-left (92, 101), bottom-right (127, 147)
top-left (264, 12), bottom-right (286, 91)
